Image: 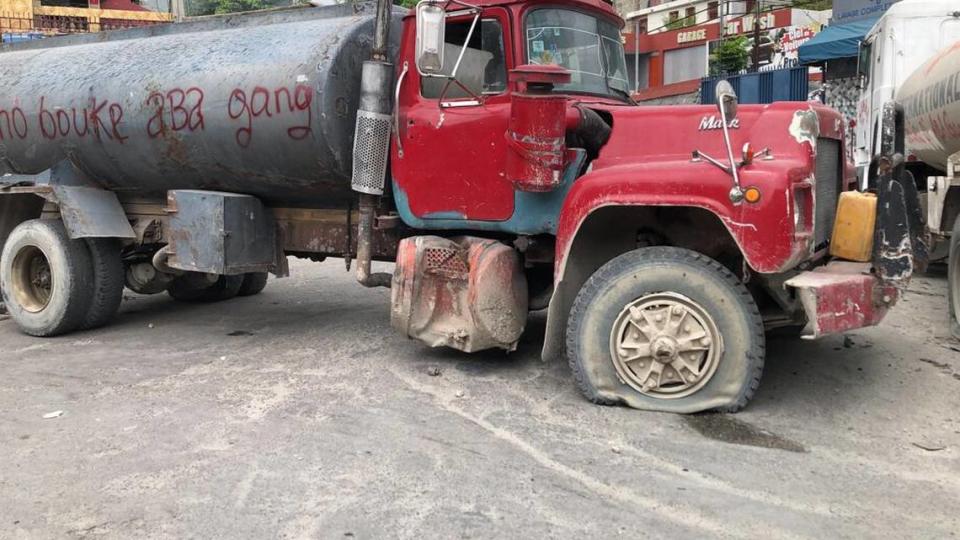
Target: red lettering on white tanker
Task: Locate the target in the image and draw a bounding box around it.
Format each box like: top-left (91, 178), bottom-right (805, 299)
top-left (146, 87), bottom-right (205, 138)
top-left (227, 84), bottom-right (312, 148)
top-left (38, 96), bottom-right (128, 143)
top-left (0, 106), bottom-right (28, 139)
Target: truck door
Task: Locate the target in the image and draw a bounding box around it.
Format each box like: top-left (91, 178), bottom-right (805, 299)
top-left (392, 8), bottom-right (514, 221)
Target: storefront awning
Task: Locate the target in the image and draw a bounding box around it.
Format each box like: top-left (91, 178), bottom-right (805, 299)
top-left (798, 17), bottom-right (879, 65)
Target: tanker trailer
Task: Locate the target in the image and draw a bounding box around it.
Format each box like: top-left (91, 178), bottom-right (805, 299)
top-left (896, 41), bottom-right (960, 339)
top-left (0, 3), bottom-right (404, 335)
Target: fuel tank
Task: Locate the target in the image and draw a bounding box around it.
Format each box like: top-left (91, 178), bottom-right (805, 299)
top-left (0, 4), bottom-right (403, 207)
top-left (897, 41), bottom-right (960, 171)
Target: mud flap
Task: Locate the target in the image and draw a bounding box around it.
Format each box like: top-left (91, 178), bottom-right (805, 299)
top-left (391, 236), bottom-right (528, 353)
top-left (873, 102), bottom-right (926, 286)
top-left (51, 185), bottom-right (136, 240)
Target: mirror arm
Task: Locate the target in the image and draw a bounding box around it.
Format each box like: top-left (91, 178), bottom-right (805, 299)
top-left (692, 149), bottom-right (731, 173)
top-left (437, 76), bottom-right (484, 107)
top-left (718, 101), bottom-right (744, 203)
top-left (449, 12), bottom-right (480, 81)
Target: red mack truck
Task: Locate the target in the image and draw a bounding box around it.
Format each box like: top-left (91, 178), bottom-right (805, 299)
top-left (0, 0), bottom-right (924, 413)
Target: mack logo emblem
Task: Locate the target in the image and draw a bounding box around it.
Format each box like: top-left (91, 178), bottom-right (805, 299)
top-left (699, 115), bottom-right (739, 130)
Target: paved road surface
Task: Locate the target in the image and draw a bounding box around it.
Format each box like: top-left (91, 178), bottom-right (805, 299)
top-left (2, 259), bottom-right (959, 539)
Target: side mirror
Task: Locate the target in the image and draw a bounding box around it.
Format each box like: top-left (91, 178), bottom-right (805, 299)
top-left (416, 2), bottom-right (446, 75)
top-left (715, 80), bottom-right (738, 120)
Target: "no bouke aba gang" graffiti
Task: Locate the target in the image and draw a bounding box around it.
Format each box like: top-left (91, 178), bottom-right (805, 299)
top-left (0, 83), bottom-right (313, 149)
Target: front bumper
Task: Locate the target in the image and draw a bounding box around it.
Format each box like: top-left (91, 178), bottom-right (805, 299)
top-left (785, 261), bottom-right (898, 339)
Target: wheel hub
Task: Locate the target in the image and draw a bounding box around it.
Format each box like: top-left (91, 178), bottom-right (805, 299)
top-left (11, 245), bottom-right (53, 313)
top-left (610, 292), bottom-right (722, 398)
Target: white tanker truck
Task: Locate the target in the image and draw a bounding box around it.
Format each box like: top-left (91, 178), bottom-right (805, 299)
top-left (894, 41), bottom-right (960, 338)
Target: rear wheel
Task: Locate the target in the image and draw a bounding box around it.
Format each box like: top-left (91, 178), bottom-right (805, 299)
top-left (167, 273), bottom-right (218, 302)
top-left (198, 275), bottom-right (244, 302)
top-left (566, 247), bottom-right (765, 413)
top-left (80, 238), bottom-right (124, 330)
top-left (237, 272), bottom-right (269, 297)
top-left (949, 216), bottom-right (960, 340)
top-left (0, 219), bottom-right (94, 336)
top-left (167, 273), bottom-right (243, 302)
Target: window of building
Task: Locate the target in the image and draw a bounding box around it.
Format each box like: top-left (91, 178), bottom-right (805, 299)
top-left (684, 7), bottom-right (696, 25)
top-left (708, 1), bottom-right (719, 20)
top-left (663, 44), bottom-right (707, 85)
top-left (637, 16), bottom-right (647, 34)
top-left (668, 10), bottom-right (679, 23)
top-left (420, 18), bottom-right (507, 99)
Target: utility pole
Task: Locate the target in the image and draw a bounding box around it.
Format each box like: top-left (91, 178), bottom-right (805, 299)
top-left (718, 0), bottom-right (725, 41)
top-left (752, 0), bottom-right (761, 71)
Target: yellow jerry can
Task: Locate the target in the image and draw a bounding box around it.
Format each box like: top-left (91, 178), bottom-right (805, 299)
top-left (829, 191), bottom-right (877, 262)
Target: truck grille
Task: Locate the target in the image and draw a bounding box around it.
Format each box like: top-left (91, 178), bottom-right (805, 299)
top-left (814, 138), bottom-right (841, 249)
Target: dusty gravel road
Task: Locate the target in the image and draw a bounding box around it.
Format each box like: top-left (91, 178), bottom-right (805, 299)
top-left (1, 258), bottom-right (959, 539)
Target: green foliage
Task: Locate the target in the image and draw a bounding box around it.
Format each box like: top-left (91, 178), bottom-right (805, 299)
top-left (791, 0), bottom-right (831, 9)
top-left (711, 35), bottom-right (750, 75)
top-left (214, 0), bottom-right (266, 13)
top-left (664, 15), bottom-right (694, 31)
top-left (395, 0), bottom-right (418, 7)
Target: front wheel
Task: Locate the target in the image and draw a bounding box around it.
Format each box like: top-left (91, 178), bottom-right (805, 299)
top-left (566, 247), bottom-right (765, 414)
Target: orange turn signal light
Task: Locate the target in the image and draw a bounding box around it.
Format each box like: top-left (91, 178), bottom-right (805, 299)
top-left (743, 186), bottom-right (762, 204)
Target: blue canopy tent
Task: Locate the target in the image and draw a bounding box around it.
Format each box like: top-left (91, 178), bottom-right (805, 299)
top-left (798, 17), bottom-right (880, 64)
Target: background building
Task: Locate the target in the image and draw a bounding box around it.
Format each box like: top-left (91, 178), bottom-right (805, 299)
top-left (622, 1), bottom-right (830, 103)
top-left (0, 0), bottom-right (173, 41)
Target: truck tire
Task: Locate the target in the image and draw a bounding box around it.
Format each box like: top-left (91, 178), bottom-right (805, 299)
top-left (237, 272), bottom-right (269, 297)
top-left (167, 273), bottom-right (243, 302)
top-left (80, 238), bottom-right (124, 330)
top-left (198, 275), bottom-right (244, 302)
top-left (566, 247), bottom-right (765, 414)
top-left (166, 273), bottom-right (218, 302)
top-left (0, 219), bottom-right (94, 337)
top-left (949, 216), bottom-right (960, 340)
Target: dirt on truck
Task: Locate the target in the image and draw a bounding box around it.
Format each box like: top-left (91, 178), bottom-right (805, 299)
top-left (0, 0), bottom-right (925, 414)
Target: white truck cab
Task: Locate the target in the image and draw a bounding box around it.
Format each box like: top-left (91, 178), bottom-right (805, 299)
top-left (854, 0), bottom-right (960, 184)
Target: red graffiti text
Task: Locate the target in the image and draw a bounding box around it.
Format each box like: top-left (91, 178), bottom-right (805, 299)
top-left (227, 84), bottom-right (312, 148)
top-left (0, 106), bottom-right (28, 140)
top-left (146, 87), bottom-right (205, 138)
top-left (38, 96), bottom-right (128, 143)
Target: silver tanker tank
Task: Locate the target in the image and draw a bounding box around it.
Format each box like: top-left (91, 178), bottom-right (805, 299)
top-left (0, 3), bottom-right (402, 207)
top-left (897, 41), bottom-right (960, 172)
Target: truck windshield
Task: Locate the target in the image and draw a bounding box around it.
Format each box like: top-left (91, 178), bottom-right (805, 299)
top-left (525, 8), bottom-right (630, 100)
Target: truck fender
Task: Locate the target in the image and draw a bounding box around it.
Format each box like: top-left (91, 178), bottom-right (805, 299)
top-left (49, 185), bottom-right (136, 240)
top-left (1, 163), bottom-right (135, 241)
top-left (541, 201), bottom-right (747, 362)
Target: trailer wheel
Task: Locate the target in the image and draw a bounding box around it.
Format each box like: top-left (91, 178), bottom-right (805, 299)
top-left (198, 275), bottom-right (244, 302)
top-left (80, 238), bottom-right (124, 330)
top-left (949, 216), bottom-right (960, 340)
top-left (237, 272), bottom-right (269, 297)
top-left (0, 219), bottom-right (94, 337)
top-left (566, 247), bottom-right (765, 414)
top-left (167, 273), bottom-right (243, 302)
top-left (167, 273), bottom-right (218, 302)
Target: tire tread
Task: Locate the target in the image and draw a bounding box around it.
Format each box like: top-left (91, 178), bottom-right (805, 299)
top-left (566, 247), bottom-right (764, 412)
